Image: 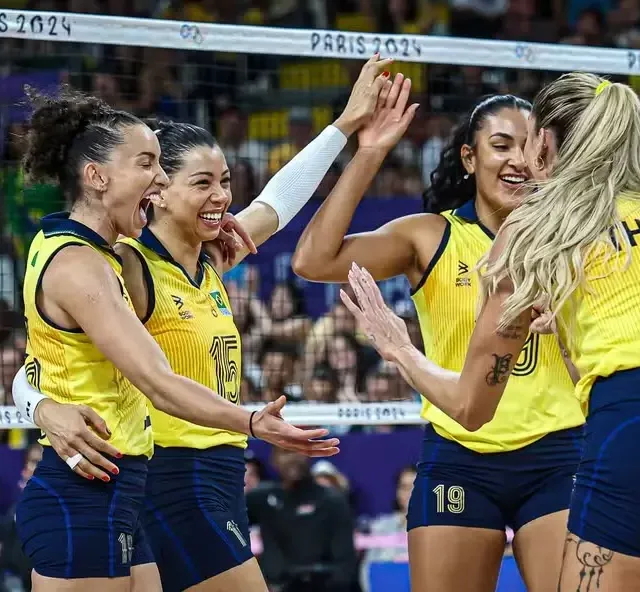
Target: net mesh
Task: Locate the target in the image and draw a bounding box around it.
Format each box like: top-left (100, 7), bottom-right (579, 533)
top-left (0, 9), bottom-right (638, 433)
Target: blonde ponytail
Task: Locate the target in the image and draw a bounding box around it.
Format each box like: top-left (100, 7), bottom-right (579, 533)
top-left (480, 72), bottom-right (640, 330)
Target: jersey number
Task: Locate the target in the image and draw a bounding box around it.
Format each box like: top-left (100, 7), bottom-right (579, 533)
top-left (433, 484), bottom-right (465, 514)
top-left (511, 333), bottom-right (539, 377)
top-left (209, 335), bottom-right (240, 404)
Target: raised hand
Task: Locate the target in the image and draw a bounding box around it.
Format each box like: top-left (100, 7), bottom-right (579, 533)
top-left (333, 54), bottom-right (394, 137)
top-left (251, 396), bottom-right (340, 457)
top-left (340, 263), bottom-right (413, 362)
top-left (358, 73), bottom-right (420, 153)
top-left (530, 305), bottom-right (556, 335)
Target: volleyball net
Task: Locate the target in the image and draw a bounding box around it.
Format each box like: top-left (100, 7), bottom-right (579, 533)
top-left (0, 9), bottom-right (636, 430)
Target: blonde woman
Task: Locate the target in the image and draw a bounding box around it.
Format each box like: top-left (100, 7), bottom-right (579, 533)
top-left (342, 72), bottom-right (640, 591)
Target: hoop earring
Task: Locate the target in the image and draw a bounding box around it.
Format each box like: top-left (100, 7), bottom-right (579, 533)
top-left (534, 156), bottom-right (544, 171)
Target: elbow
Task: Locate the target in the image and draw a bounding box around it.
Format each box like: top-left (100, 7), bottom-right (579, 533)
top-left (291, 249), bottom-right (319, 280)
top-left (135, 366), bottom-right (175, 414)
top-left (455, 404), bottom-right (494, 433)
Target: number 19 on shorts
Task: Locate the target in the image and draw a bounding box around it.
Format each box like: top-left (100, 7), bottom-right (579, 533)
top-left (433, 484), bottom-right (465, 514)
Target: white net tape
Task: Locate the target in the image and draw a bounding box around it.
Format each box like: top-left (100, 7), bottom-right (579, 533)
top-left (0, 9), bottom-right (639, 74)
top-left (0, 402), bottom-right (424, 429)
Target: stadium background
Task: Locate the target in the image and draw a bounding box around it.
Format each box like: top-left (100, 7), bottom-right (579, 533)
top-left (0, 0), bottom-right (637, 590)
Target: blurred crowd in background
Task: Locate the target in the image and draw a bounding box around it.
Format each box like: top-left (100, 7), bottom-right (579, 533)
top-left (0, 1), bottom-right (636, 590)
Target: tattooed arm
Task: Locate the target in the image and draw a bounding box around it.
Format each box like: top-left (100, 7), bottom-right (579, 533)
top-left (342, 264), bottom-right (529, 431)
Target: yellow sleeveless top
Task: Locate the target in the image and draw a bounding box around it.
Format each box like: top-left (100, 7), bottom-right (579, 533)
top-left (411, 201), bottom-right (585, 453)
top-left (24, 214), bottom-right (153, 458)
top-left (560, 196), bottom-right (640, 408)
top-left (119, 228), bottom-right (246, 450)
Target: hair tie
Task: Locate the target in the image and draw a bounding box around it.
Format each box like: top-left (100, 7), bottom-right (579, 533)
top-left (595, 80), bottom-right (611, 97)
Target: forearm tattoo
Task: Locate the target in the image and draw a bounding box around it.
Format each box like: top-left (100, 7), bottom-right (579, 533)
top-left (485, 353), bottom-right (512, 386)
top-left (559, 534), bottom-right (614, 592)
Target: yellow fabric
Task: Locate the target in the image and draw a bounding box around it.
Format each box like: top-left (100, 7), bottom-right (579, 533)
top-left (411, 207), bottom-right (585, 453)
top-left (120, 236), bottom-right (246, 450)
top-left (24, 231), bottom-right (152, 458)
top-left (560, 196), bottom-right (640, 410)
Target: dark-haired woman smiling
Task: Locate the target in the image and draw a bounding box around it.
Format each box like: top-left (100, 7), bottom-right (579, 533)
top-left (293, 79), bottom-right (585, 592)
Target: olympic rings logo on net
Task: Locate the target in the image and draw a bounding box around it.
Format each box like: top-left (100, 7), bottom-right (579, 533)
top-left (515, 44), bottom-right (535, 63)
top-left (180, 23), bottom-right (203, 45)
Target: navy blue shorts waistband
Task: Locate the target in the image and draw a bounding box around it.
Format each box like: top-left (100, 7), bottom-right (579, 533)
top-left (151, 444), bottom-right (245, 462)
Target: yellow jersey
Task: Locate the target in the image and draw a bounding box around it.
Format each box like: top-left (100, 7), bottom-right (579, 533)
top-left (411, 201), bottom-right (585, 453)
top-left (23, 214), bottom-right (153, 458)
top-left (560, 196), bottom-right (640, 408)
top-left (119, 228), bottom-right (246, 450)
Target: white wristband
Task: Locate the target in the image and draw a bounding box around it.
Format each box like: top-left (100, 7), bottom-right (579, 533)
top-left (253, 124), bottom-right (347, 231)
top-left (12, 365), bottom-right (48, 424)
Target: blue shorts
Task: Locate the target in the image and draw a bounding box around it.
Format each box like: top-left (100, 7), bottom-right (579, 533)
top-left (16, 447), bottom-right (150, 579)
top-left (408, 424), bottom-right (583, 532)
top-left (142, 445), bottom-right (253, 592)
top-left (569, 368), bottom-right (640, 557)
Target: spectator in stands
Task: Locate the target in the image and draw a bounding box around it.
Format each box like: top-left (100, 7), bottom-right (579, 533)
top-left (245, 451), bottom-right (267, 494)
top-left (0, 443), bottom-right (42, 592)
top-left (218, 106), bottom-right (269, 188)
top-left (311, 460), bottom-right (350, 493)
top-left (359, 466), bottom-right (416, 592)
top-left (91, 64), bottom-right (132, 113)
top-left (136, 48), bottom-right (183, 118)
top-left (247, 448), bottom-right (357, 592)
top-left (267, 281), bottom-right (312, 344)
top-left (377, 0), bottom-right (449, 35)
top-left (227, 280), bottom-right (271, 382)
top-left (370, 158), bottom-right (405, 197)
top-left (0, 301), bottom-right (22, 349)
top-left (268, 108), bottom-right (315, 177)
top-left (304, 364), bottom-right (339, 404)
top-left (562, 7), bottom-right (610, 45)
top-left (326, 332), bottom-right (367, 402)
top-left (259, 339), bottom-right (301, 402)
top-left (608, 0), bottom-right (640, 47)
top-left (0, 344), bottom-right (22, 407)
top-left (230, 159), bottom-right (258, 209)
top-left (241, 376), bottom-right (262, 404)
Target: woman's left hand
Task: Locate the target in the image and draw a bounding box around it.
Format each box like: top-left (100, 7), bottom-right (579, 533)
top-left (340, 263), bottom-right (413, 362)
top-left (203, 213), bottom-right (257, 265)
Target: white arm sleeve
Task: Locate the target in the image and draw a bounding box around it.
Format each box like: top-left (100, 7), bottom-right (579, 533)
top-left (12, 365), bottom-right (48, 423)
top-left (253, 125), bottom-right (348, 231)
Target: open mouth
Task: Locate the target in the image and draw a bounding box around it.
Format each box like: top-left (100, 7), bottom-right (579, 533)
top-left (500, 175), bottom-right (528, 186)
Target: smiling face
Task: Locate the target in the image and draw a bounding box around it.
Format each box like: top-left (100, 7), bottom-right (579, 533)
top-left (158, 144), bottom-right (232, 243)
top-left (461, 107), bottom-right (531, 215)
top-left (90, 123), bottom-right (168, 238)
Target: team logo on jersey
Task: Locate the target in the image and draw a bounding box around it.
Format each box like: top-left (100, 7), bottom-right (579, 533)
top-left (456, 260), bottom-right (471, 287)
top-left (226, 520), bottom-right (247, 547)
top-left (210, 290), bottom-right (232, 316)
top-left (25, 358), bottom-right (41, 394)
top-left (171, 294), bottom-right (194, 320)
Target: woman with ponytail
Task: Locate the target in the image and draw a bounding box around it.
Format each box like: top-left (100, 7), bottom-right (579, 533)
top-left (294, 76), bottom-right (584, 592)
top-left (343, 72), bottom-right (640, 589)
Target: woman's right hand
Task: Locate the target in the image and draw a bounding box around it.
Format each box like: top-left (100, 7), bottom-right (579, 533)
top-left (34, 399), bottom-right (122, 482)
top-left (251, 396), bottom-right (340, 457)
top-left (333, 54), bottom-right (394, 137)
top-left (357, 73), bottom-right (419, 154)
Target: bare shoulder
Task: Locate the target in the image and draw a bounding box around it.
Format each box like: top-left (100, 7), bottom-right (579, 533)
top-left (387, 213), bottom-right (449, 280)
top-left (44, 245), bottom-right (121, 296)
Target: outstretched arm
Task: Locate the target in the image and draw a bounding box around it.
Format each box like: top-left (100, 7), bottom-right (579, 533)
top-left (292, 74), bottom-right (421, 283)
top-left (204, 55), bottom-right (392, 273)
top-left (342, 264), bottom-right (529, 431)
